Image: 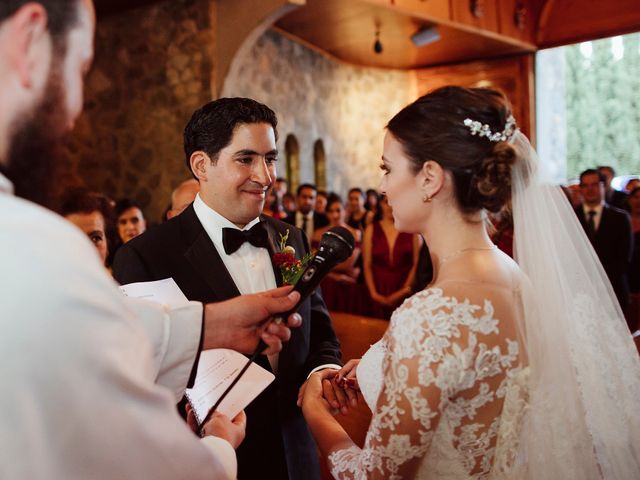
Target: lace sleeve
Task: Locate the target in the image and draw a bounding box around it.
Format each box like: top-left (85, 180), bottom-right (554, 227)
top-left (328, 288), bottom-right (519, 480)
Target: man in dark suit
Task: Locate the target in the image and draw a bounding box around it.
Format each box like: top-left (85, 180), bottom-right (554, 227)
top-left (113, 98), bottom-right (341, 480)
top-left (284, 183), bottom-right (329, 240)
top-left (598, 165), bottom-right (629, 211)
top-left (576, 169), bottom-right (633, 313)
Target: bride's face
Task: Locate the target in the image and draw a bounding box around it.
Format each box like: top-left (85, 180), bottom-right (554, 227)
top-left (379, 132), bottom-right (426, 233)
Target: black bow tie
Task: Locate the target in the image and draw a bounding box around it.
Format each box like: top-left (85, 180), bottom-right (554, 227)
top-left (222, 222), bottom-right (269, 255)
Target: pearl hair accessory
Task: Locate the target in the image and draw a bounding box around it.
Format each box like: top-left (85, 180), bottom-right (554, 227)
top-left (463, 115), bottom-right (517, 142)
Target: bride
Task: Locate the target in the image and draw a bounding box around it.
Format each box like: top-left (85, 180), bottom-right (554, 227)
top-left (299, 86), bottom-right (640, 479)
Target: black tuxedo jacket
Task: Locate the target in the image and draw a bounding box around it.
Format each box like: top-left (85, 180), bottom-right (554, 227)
top-left (575, 204), bottom-right (633, 308)
top-left (284, 211), bottom-right (329, 233)
top-left (112, 205), bottom-right (341, 480)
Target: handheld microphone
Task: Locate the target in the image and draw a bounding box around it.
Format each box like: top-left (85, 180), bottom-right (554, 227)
top-left (199, 227), bottom-right (355, 430)
top-left (275, 225), bottom-right (355, 324)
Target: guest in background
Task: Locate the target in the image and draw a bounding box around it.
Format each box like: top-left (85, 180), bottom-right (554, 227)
top-left (627, 186), bottom-right (640, 330)
top-left (270, 177), bottom-right (288, 215)
top-left (626, 177), bottom-right (640, 194)
top-left (315, 190), bottom-right (328, 215)
top-left (576, 169), bottom-right (633, 320)
top-left (274, 177), bottom-right (288, 199)
top-left (312, 193), bottom-right (361, 282)
top-left (346, 187), bottom-right (372, 231)
top-left (365, 188), bottom-right (380, 216)
top-left (166, 179), bottom-right (199, 220)
top-left (362, 194), bottom-right (420, 319)
top-left (60, 188), bottom-right (115, 269)
top-left (566, 183), bottom-right (583, 208)
top-left (490, 206), bottom-right (514, 258)
top-left (598, 165), bottom-right (629, 211)
top-left (262, 188), bottom-right (286, 219)
top-left (284, 183), bottom-right (328, 240)
top-left (282, 192), bottom-right (296, 214)
top-left (115, 198), bottom-right (147, 244)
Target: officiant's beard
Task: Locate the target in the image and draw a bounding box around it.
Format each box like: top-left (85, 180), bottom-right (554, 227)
top-left (0, 63), bottom-right (68, 209)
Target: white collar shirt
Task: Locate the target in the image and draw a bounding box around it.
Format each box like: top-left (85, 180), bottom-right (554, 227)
top-left (193, 194), bottom-right (279, 371)
top-left (582, 202), bottom-right (604, 231)
top-left (295, 210), bottom-right (314, 240)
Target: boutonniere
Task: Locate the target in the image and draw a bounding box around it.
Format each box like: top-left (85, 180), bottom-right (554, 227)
top-left (273, 229), bottom-right (312, 285)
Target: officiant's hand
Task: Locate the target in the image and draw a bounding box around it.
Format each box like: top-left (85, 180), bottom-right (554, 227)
top-left (201, 410), bottom-right (247, 450)
top-left (202, 286), bottom-right (302, 354)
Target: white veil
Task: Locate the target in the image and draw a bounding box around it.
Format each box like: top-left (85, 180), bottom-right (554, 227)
top-left (510, 131), bottom-right (640, 479)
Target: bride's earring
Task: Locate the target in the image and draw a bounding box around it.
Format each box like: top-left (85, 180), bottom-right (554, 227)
top-left (422, 194), bottom-right (432, 203)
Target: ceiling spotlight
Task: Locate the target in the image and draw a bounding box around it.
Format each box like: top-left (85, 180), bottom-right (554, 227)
top-left (373, 27), bottom-right (383, 54)
top-left (411, 25), bottom-right (440, 48)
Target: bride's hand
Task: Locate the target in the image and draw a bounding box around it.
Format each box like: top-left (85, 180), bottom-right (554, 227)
top-left (298, 369), bottom-right (340, 415)
top-left (335, 359), bottom-right (360, 408)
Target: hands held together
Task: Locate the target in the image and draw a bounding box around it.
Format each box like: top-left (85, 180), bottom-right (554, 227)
top-left (297, 359), bottom-right (361, 416)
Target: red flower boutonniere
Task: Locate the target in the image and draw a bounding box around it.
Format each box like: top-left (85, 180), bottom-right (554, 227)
top-left (273, 229), bottom-right (312, 285)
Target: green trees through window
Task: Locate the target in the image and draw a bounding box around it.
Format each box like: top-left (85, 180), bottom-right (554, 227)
top-left (565, 33), bottom-right (640, 178)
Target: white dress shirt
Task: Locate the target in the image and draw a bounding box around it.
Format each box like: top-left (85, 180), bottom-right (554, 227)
top-left (295, 210), bottom-right (315, 240)
top-left (582, 202), bottom-right (604, 231)
top-left (0, 174), bottom-right (236, 479)
top-left (193, 194), bottom-right (280, 372)
top-left (193, 194), bottom-right (340, 377)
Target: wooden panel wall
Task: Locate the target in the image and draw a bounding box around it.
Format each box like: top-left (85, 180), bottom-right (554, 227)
top-left (538, 0), bottom-right (640, 47)
top-left (414, 53), bottom-right (535, 143)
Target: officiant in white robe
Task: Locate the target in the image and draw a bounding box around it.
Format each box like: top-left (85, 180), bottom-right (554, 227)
top-left (0, 175), bottom-right (239, 479)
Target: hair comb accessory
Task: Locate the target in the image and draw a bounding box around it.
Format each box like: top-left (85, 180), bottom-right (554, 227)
top-left (463, 115), bottom-right (517, 142)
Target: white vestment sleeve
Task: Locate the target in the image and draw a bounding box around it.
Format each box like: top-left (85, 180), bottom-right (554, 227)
top-left (200, 436), bottom-right (238, 479)
top-left (124, 297), bottom-right (203, 401)
top-left (0, 193), bottom-right (236, 480)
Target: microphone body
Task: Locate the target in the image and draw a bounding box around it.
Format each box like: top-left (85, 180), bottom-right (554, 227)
top-left (258, 226), bottom-right (355, 352)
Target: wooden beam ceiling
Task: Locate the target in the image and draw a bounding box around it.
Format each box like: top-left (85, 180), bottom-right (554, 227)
top-left (93, 0), bottom-right (640, 70)
top-left (275, 0), bottom-right (535, 70)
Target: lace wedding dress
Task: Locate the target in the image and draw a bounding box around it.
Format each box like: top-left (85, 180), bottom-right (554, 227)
top-left (329, 283), bottom-right (529, 480)
top-left (325, 130), bottom-right (640, 480)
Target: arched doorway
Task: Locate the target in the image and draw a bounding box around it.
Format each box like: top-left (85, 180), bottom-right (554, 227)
top-left (313, 139), bottom-right (327, 190)
top-left (285, 134), bottom-right (300, 192)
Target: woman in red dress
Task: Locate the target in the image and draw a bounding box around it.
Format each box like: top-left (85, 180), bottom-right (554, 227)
top-left (362, 194), bottom-right (421, 319)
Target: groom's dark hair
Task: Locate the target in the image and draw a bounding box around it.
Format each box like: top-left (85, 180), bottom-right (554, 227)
top-left (183, 97), bottom-right (278, 172)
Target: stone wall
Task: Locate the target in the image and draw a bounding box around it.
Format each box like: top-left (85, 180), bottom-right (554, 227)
top-left (60, 4), bottom-right (416, 221)
top-left (222, 30), bottom-right (416, 197)
top-left (61, 0), bottom-right (215, 223)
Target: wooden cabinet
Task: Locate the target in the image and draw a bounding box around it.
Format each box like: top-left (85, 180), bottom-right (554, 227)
top-left (450, 0), bottom-right (500, 33)
top-left (497, 0), bottom-right (535, 44)
top-left (415, 54), bottom-right (535, 141)
top-left (392, 0), bottom-right (450, 22)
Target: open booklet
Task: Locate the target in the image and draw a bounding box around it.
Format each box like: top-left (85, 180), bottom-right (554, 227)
top-left (119, 278), bottom-right (275, 423)
top-left (185, 349), bottom-right (274, 423)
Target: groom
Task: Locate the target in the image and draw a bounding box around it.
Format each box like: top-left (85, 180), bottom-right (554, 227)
top-left (112, 98), bottom-right (341, 480)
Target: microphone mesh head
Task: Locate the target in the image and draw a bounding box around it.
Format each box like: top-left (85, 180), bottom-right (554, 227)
top-left (318, 226), bottom-right (355, 263)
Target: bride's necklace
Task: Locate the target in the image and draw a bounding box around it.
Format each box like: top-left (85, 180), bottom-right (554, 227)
top-left (439, 245), bottom-right (497, 265)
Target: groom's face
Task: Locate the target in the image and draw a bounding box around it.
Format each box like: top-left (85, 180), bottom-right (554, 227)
top-left (200, 122), bottom-right (277, 228)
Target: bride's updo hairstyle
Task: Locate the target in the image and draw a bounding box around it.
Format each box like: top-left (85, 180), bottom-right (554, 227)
top-left (386, 86), bottom-right (517, 213)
